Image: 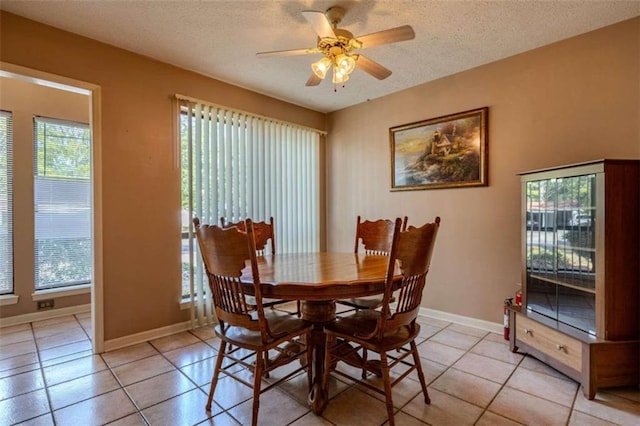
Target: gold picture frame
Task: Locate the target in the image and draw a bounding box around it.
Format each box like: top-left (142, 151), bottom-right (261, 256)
top-left (390, 107), bottom-right (488, 190)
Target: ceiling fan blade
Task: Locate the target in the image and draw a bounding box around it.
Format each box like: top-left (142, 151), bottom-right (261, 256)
top-left (356, 25), bottom-right (415, 48)
top-left (356, 55), bottom-right (392, 80)
top-left (305, 73), bottom-right (322, 86)
top-left (302, 10), bottom-right (336, 39)
top-left (256, 47), bottom-right (318, 58)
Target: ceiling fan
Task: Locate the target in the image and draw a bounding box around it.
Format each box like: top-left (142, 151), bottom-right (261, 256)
top-left (256, 6), bottom-right (415, 89)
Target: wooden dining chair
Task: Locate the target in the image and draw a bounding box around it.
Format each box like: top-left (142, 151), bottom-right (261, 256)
top-left (220, 216), bottom-right (299, 315)
top-left (193, 217), bottom-right (312, 426)
top-left (323, 217), bottom-right (441, 426)
top-left (337, 215), bottom-right (408, 311)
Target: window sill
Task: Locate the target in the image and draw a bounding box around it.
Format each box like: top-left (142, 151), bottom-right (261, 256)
top-left (180, 299), bottom-right (192, 310)
top-left (0, 294), bottom-right (19, 306)
top-left (32, 284), bottom-right (91, 301)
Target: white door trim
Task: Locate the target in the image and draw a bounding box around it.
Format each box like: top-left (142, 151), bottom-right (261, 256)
top-left (0, 62), bottom-right (104, 353)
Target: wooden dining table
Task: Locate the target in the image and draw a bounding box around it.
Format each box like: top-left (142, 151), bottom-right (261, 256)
top-left (240, 252), bottom-right (400, 414)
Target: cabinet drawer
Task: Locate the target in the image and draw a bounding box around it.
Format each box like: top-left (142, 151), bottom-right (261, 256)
top-left (516, 314), bottom-right (582, 371)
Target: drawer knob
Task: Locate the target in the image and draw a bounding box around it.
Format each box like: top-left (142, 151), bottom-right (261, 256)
top-left (524, 328), bottom-right (532, 335)
top-left (556, 344), bottom-right (566, 351)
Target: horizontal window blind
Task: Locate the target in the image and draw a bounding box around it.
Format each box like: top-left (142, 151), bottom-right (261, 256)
top-left (34, 117), bottom-right (92, 290)
top-left (0, 111), bottom-right (13, 294)
top-left (179, 98), bottom-right (321, 325)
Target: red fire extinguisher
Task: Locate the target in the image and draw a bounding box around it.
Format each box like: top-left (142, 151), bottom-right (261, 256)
top-left (503, 298), bottom-right (513, 341)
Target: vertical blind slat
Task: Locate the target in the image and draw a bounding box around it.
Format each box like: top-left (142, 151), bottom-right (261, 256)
top-left (203, 106), bottom-right (211, 224)
top-left (275, 125), bottom-right (282, 235)
top-left (193, 103), bottom-right (206, 325)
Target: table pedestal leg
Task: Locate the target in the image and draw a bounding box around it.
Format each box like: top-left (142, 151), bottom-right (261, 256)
top-left (301, 300), bottom-right (335, 415)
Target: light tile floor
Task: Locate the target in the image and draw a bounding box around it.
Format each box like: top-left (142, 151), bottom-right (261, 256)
top-left (1, 310), bottom-right (639, 425)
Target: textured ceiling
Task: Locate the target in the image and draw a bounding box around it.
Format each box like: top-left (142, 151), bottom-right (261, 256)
top-left (1, 0), bottom-right (638, 113)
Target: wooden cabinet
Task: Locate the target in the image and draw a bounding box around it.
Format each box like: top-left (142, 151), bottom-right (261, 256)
top-left (510, 159), bottom-right (639, 399)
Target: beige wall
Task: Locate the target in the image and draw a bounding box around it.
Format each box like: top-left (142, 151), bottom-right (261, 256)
top-left (0, 12), bottom-right (326, 341)
top-left (326, 17), bottom-right (640, 324)
top-left (0, 77), bottom-right (91, 317)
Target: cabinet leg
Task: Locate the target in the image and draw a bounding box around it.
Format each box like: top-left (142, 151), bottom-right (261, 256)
top-left (583, 384), bottom-right (596, 400)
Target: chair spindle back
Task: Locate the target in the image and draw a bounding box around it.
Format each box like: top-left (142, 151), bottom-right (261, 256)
top-left (354, 215), bottom-right (408, 255)
top-left (220, 216), bottom-right (275, 255)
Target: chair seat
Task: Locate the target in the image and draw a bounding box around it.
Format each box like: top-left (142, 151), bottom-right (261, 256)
top-left (326, 310), bottom-right (420, 350)
top-left (216, 309), bottom-right (309, 349)
top-left (338, 295), bottom-right (395, 310)
top-left (245, 295), bottom-right (288, 308)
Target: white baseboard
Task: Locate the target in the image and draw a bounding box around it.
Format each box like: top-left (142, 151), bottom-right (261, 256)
top-left (0, 304), bottom-right (91, 328)
top-left (420, 307), bottom-right (503, 334)
top-left (103, 320), bottom-right (193, 352)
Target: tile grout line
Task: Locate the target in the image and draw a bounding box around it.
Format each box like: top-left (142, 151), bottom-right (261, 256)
top-left (403, 326), bottom-right (529, 425)
top-left (471, 346), bottom-right (528, 426)
top-left (316, 321), bottom-right (459, 425)
top-left (463, 333), bottom-right (582, 424)
top-left (188, 328), bottom-right (263, 426)
top-left (101, 345), bottom-right (151, 425)
top-left (193, 329), bottom-right (308, 424)
top-left (145, 338), bottom-right (214, 421)
top-left (38, 315), bottom-right (145, 425)
top-left (403, 326), bottom-right (495, 425)
top-left (334, 321), bottom-right (472, 426)
top-left (74, 312), bottom-right (93, 342)
top-left (31, 320), bottom-right (56, 425)
top-left (184, 326), bottom-right (225, 414)
top-left (102, 340), bottom-right (204, 421)
top-left (565, 386), bottom-right (580, 426)
top-left (141, 330), bottom-right (245, 424)
top-left (46, 315), bottom-right (125, 425)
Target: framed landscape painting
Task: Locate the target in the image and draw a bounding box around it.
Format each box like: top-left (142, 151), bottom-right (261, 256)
top-left (390, 107), bottom-right (488, 190)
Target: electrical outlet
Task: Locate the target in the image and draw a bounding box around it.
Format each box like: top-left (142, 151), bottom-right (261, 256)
top-left (37, 299), bottom-right (54, 310)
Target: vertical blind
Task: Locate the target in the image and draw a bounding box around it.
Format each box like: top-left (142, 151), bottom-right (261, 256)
top-left (33, 117), bottom-right (92, 289)
top-left (0, 111), bottom-right (13, 294)
top-left (179, 97), bottom-right (321, 326)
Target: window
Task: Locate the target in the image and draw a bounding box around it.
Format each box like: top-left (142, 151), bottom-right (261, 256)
top-left (34, 117), bottom-right (92, 290)
top-left (179, 100), bottom-right (321, 302)
top-left (0, 111), bottom-right (13, 294)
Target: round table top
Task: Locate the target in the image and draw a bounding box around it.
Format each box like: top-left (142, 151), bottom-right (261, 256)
top-left (242, 252), bottom-right (399, 301)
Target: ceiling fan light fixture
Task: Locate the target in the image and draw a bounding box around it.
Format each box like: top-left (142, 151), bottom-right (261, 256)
top-left (332, 67), bottom-right (349, 84)
top-left (311, 56), bottom-right (332, 79)
top-left (335, 53), bottom-right (356, 75)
